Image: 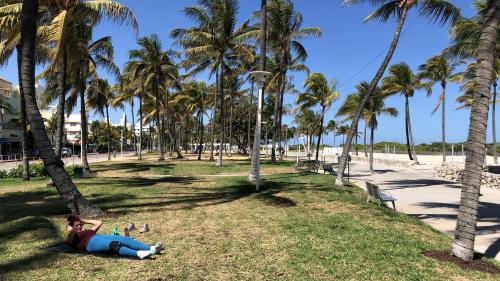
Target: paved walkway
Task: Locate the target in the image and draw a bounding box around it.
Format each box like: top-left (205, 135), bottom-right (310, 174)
top-left (345, 160), bottom-right (500, 260)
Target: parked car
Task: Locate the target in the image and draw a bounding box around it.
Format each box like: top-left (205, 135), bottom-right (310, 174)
top-left (62, 148), bottom-right (72, 157)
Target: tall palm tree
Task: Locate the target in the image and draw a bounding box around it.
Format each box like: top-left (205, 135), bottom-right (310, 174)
top-left (325, 119), bottom-right (337, 147)
top-left (19, 0), bottom-right (104, 216)
top-left (363, 87), bottom-right (398, 172)
top-left (174, 80), bottom-right (207, 160)
top-left (382, 63), bottom-right (431, 163)
top-left (128, 34), bottom-right (178, 161)
top-left (336, 0), bottom-right (461, 185)
top-left (265, 0), bottom-right (321, 163)
top-left (65, 25), bottom-right (119, 172)
top-left (418, 54), bottom-right (460, 164)
top-left (336, 125), bottom-right (349, 146)
top-left (172, 0), bottom-right (254, 167)
top-left (446, 1), bottom-right (500, 164)
top-left (37, 0), bottom-right (137, 159)
top-left (297, 73), bottom-right (339, 161)
top-left (86, 79), bottom-right (115, 161)
top-left (452, 0), bottom-right (499, 261)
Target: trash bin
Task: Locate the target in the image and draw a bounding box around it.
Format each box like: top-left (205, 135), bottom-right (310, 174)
top-left (73, 167), bottom-right (84, 178)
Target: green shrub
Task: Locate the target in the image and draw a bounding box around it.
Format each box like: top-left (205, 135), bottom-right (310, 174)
top-left (0, 163), bottom-right (80, 179)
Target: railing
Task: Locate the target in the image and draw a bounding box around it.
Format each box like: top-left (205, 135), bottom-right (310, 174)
top-left (0, 154), bottom-right (22, 161)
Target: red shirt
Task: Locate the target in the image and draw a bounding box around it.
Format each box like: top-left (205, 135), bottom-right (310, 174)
top-left (68, 230), bottom-right (96, 251)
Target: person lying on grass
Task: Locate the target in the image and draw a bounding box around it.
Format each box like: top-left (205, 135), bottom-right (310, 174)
top-left (66, 215), bottom-right (162, 259)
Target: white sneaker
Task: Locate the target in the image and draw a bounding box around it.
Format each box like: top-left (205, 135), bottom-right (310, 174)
top-left (151, 242), bottom-right (163, 254)
top-left (137, 250), bottom-right (153, 259)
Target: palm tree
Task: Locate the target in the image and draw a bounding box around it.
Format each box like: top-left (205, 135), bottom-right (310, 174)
top-left (446, 1), bottom-right (500, 164)
top-left (297, 73), bottom-right (339, 161)
top-left (382, 63), bottom-right (431, 163)
top-left (336, 0), bottom-right (461, 185)
top-left (265, 0), bottom-right (321, 163)
top-left (86, 79), bottom-right (115, 161)
top-left (336, 125), bottom-right (349, 146)
top-left (174, 80), bottom-right (207, 160)
top-left (19, 0), bottom-right (104, 216)
top-left (37, 0), bottom-right (137, 159)
top-left (452, 0), bottom-right (499, 261)
top-left (172, 0), bottom-right (254, 167)
top-left (325, 119), bottom-right (337, 147)
top-left (418, 54), bottom-right (460, 164)
top-left (65, 25), bottom-right (119, 173)
top-left (363, 87), bottom-right (398, 172)
top-left (128, 34), bottom-right (178, 161)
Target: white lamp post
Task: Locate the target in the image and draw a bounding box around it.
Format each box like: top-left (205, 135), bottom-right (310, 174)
top-left (248, 70), bottom-right (271, 192)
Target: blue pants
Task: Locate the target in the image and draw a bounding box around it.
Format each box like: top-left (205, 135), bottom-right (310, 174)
top-left (86, 234), bottom-right (151, 257)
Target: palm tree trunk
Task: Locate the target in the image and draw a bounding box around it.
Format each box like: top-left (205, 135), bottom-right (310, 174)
top-left (106, 105), bottom-right (111, 161)
top-left (20, 0), bottom-right (104, 216)
top-left (452, 0), bottom-right (499, 261)
top-left (154, 78), bottom-right (165, 161)
top-left (370, 123), bottom-right (375, 172)
top-left (315, 109), bottom-right (325, 161)
top-left (407, 96), bottom-right (419, 164)
top-left (17, 45), bottom-right (30, 180)
top-left (131, 98), bottom-right (137, 157)
top-left (492, 81), bottom-right (497, 164)
top-left (364, 122), bottom-right (368, 157)
top-left (228, 94), bottom-right (233, 157)
top-left (355, 124), bottom-right (359, 156)
top-left (198, 110), bottom-right (204, 160)
top-left (277, 85), bottom-right (285, 160)
top-left (138, 93), bottom-right (143, 160)
top-left (441, 81), bottom-right (447, 164)
top-left (216, 58), bottom-right (225, 167)
top-left (404, 95), bottom-right (414, 160)
top-left (335, 5), bottom-right (409, 185)
top-left (247, 80), bottom-right (254, 155)
top-left (55, 47), bottom-right (67, 159)
top-left (79, 85), bottom-right (90, 172)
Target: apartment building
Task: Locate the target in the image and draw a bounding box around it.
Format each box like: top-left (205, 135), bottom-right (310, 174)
top-left (0, 77), bottom-right (20, 157)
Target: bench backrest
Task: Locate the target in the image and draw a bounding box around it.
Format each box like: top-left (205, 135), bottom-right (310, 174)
top-left (366, 182), bottom-right (381, 201)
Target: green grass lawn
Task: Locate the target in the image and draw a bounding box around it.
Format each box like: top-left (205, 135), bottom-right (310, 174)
top-left (0, 153), bottom-right (498, 280)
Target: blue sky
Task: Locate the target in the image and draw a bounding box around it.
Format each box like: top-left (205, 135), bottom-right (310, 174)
top-left (0, 0), bottom-right (490, 145)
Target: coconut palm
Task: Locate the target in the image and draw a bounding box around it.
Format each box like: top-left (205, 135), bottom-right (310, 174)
top-left (172, 0), bottom-right (254, 167)
top-left (297, 73), bottom-right (339, 161)
top-left (264, 0), bottom-right (321, 163)
top-left (447, 1), bottom-right (500, 164)
top-left (128, 34), bottom-right (178, 161)
top-left (325, 120), bottom-right (337, 147)
top-left (86, 79), bottom-right (115, 161)
top-left (19, 0), bottom-right (104, 216)
top-left (65, 24), bottom-right (119, 172)
top-left (336, 125), bottom-right (349, 146)
top-left (174, 80), bottom-right (207, 160)
top-left (452, 0), bottom-right (499, 261)
top-left (36, 0), bottom-right (137, 159)
top-left (418, 54), bottom-right (461, 164)
top-left (382, 62), bottom-right (431, 163)
top-left (336, 0), bottom-right (461, 185)
top-left (363, 87), bottom-right (398, 172)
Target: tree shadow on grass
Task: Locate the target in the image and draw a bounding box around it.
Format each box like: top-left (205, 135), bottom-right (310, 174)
top-left (0, 216), bottom-right (60, 276)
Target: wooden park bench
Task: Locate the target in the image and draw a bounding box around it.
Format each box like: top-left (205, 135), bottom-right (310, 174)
top-left (295, 160), bottom-right (320, 173)
top-left (366, 182), bottom-right (396, 210)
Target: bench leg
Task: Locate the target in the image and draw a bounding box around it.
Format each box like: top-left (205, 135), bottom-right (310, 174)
top-left (391, 201), bottom-right (396, 211)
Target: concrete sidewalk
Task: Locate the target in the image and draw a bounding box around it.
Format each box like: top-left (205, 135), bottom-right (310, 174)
top-left (346, 160), bottom-right (500, 261)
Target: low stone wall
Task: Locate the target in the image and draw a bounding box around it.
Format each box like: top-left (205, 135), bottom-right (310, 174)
top-left (349, 155), bottom-right (417, 168)
top-left (434, 164), bottom-right (500, 190)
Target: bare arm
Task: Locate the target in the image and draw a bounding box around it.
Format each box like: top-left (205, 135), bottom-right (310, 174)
top-left (81, 219), bottom-right (103, 232)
